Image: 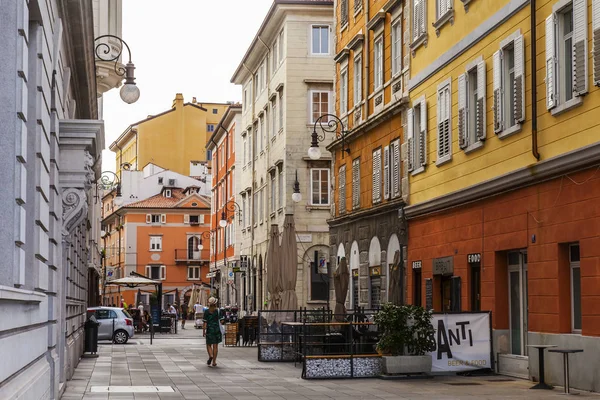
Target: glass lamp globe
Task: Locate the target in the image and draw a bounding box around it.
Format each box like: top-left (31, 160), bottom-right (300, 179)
top-left (308, 146), bottom-right (321, 160)
top-left (113, 195), bottom-right (124, 207)
top-left (292, 192), bottom-right (302, 203)
top-left (219, 219), bottom-right (228, 228)
top-left (120, 84), bottom-right (140, 104)
top-left (197, 243), bottom-right (203, 251)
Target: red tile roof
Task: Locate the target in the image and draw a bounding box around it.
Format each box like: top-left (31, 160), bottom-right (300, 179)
top-left (126, 189), bottom-right (210, 209)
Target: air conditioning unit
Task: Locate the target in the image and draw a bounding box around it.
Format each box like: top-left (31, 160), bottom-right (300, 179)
top-left (168, 179), bottom-right (176, 186)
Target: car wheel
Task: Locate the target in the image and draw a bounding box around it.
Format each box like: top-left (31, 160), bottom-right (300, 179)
top-left (113, 330), bottom-right (129, 344)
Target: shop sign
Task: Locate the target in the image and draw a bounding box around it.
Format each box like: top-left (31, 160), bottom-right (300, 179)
top-left (227, 269), bottom-right (234, 284)
top-left (433, 256), bottom-right (454, 276)
top-left (206, 272), bottom-right (216, 279)
top-left (412, 260), bottom-right (422, 269)
top-left (240, 255), bottom-right (249, 270)
top-left (467, 253), bottom-right (481, 264)
top-left (297, 233), bottom-right (313, 243)
top-left (425, 278), bottom-right (433, 310)
top-left (317, 253), bottom-right (328, 274)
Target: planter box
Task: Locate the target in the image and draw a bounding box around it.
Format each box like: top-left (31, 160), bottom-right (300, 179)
top-left (382, 355), bottom-right (432, 375)
top-left (303, 356), bottom-right (382, 379)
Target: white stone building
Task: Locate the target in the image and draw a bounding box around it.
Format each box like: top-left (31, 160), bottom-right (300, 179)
top-left (231, 0), bottom-right (335, 311)
top-left (0, 0), bottom-right (122, 398)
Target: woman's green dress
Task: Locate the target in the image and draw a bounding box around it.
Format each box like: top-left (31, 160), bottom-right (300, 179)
top-left (203, 308), bottom-right (223, 344)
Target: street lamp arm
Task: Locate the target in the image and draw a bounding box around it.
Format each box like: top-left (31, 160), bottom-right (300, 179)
top-left (94, 34), bottom-right (133, 74)
top-left (224, 200), bottom-right (242, 224)
top-left (309, 113), bottom-right (350, 159)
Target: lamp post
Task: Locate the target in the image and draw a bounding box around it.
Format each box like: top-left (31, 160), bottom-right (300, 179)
top-left (292, 170), bottom-right (302, 203)
top-left (308, 113), bottom-right (351, 160)
top-left (94, 35), bottom-right (140, 104)
top-left (96, 171), bottom-right (123, 206)
top-left (218, 200), bottom-right (242, 227)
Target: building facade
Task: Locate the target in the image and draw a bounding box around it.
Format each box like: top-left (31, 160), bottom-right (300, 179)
top-left (329, 0), bottom-right (410, 311)
top-left (109, 94), bottom-right (230, 177)
top-left (232, 0), bottom-right (335, 311)
top-left (404, 0), bottom-right (600, 390)
top-left (0, 0), bottom-right (121, 398)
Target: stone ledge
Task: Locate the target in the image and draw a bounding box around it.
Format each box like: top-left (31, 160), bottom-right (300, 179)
top-left (0, 285), bottom-right (45, 303)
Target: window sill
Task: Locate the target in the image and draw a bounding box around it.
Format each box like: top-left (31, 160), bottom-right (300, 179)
top-left (496, 123), bottom-right (522, 140)
top-left (278, 128), bottom-right (284, 135)
top-left (410, 34), bottom-right (428, 56)
top-left (187, 278), bottom-right (201, 281)
top-left (271, 136), bottom-right (276, 143)
top-left (150, 250), bottom-right (162, 252)
top-left (278, 207), bottom-right (283, 214)
top-left (432, 9), bottom-right (454, 37)
top-left (368, 86), bottom-right (384, 100)
top-left (464, 140), bottom-right (484, 154)
top-left (307, 300), bottom-right (328, 305)
top-left (550, 97), bottom-right (583, 117)
top-left (340, 22), bottom-right (349, 33)
top-left (461, 0), bottom-right (474, 12)
top-left (354, 6), bottom-right (363, 17)
top-left (306, 204), bottom-right (330, 211)
top-left (410, 166), bottom-right (425, 176)
top-left (270, 212), bottom-right (276, 219)
top-left (435, 154), bottom-right (452, 167)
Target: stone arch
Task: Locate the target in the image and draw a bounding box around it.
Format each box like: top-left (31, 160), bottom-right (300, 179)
top-left (386, 233), bottom-right (401, 303)
top-left (369, 236), bottom-right (381, 267)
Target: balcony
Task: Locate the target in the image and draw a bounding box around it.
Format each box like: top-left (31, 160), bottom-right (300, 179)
top-left (175, 249), bottom-right (205, 263)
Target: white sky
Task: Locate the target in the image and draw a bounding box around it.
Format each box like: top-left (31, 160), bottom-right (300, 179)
top-left (101, 0), bottom-right (274, 171)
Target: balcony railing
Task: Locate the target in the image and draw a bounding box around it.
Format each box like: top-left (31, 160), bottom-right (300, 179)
top-left (175, 249), bottom-right (205, 263)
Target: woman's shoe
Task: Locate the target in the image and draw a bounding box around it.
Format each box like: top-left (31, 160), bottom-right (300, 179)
top-left (207, 357), bottom-right (212, 365)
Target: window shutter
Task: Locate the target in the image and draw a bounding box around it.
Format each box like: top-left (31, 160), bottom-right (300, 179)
top-left (160, 266), bottom-right (166, 280)
top-left (352, 159), bottom-right (360, 208)
top-left (392, 140), bottom-right (400, 197)
top-left (161, 214), bottom-right (167, 224)
top-left (146, 214), bottom-right (151, 224)
top-left (407, 108), bottom-right (414, 171)
top-left (593, 0), bottom-right (600, 86)
top-left (546, 15), bottom-right (557, 110)
top-left (341, 0), bottom-right (348, 26)
top-left (513, 35), bottom-right (525, 122)
top-left (413, 0), bottom-right (419, 40)
top-left (458, 73), bottom-right (467, 148)
top-left (372, 149), bottom-right (382, 203)
top-left (419, 99), bottom-right (427, 167)
top-left (437, 90), bottom-right (443, 158)
top-left (339, 166), bottom-right (346, 214)
top-left (383, 146), bottom-right (390, 200)
top-left (146, 266), bottom-right (151, 278)
top-left (199, 214), bottom-right (204, 224)
top-left (420, 0), bottom-right (426, 37)
top-left (476, 60), bottom-right (487, 140)
top-left (573, 0), bottom-right (588, 96)
top-left (184, 214), bottom-right (190, 224)
top-left (493, 50), bottom-right (503, 132)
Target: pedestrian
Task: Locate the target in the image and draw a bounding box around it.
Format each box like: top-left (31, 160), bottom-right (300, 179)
top-left (181, 303), bottom-right (188, 329)
top-left (143, 310), bottom-right (151, 332)
top-left (203, 297), bottom-right (224, 367)
top-left (138, 302), bottom-right (144, 314)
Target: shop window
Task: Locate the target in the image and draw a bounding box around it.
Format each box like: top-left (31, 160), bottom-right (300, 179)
top-left (352, 269), bottom-right (359, 309)
top-left (310, 250), bottom-right (329, 301)
top-left (570, 243), bottom-right (581, 332)
top-left (413, 266), bottom-right (422, 306)
top-left (370, 268), bottom-right (382, 309)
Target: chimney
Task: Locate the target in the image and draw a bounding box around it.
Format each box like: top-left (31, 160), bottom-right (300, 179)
top-left (172, 93), bottom-right (184, 109)
top-left (192, 97), bottom-right (197, 103)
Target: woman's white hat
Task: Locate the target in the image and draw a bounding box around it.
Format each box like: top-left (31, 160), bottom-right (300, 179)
top-left (208, 297), bottom-right (217, 305)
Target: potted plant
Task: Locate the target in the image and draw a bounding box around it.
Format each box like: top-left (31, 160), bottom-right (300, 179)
top-left (374, 303), bottom-right (436, 374)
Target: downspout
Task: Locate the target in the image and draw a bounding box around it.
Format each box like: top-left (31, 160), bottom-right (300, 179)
top-left (365, 1), bottom-right (370, 117)
top-left (209, 136), bottom-right (219, 294)
top-left (531, 0), bottom-right (540, 160)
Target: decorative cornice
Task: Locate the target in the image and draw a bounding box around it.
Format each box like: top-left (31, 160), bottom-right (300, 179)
top-left (62, 188), bottom-right (89, 241)
top-left (347, 33), bottom-right (365, 50)
top-left (327, 198), bottom-right (405, 228)
top-left (334, 48), bottom-right (350, 63)
top-left (367, 10), bottom-right (386, 31)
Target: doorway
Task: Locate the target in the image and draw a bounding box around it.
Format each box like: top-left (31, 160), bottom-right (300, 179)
top-left (470, 263), bottom-right (481, 311)
top-left (508, 250), bottom-right (528, 356)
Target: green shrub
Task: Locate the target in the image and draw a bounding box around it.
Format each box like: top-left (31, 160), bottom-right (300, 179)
top-left (374, 303), bottom-right (436, 356)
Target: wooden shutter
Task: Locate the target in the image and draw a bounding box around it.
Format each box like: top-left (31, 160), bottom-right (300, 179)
top-left (513, 35), bottom-right (525, 122)
top-left (546, 15), bottom-right (557, 110)
top-left (146, 214), bottom-right (151, 224)
top-left (419, 99), bottom-right (427, 167)
top-left (593, 0), bottom-right (600, 86)
top-left (199, 214), bottom-right (205, 224)
top-left (458, 73), bottom-right (467, 148)
top-left (383, 146), bottom-right (390, 200)
top-left (573, 0), bottom-right (588, 96)
top-left (493, 50), bottom-right (503, 132)
top-left (476, 60), bottom-right (487, 140)
top-left (339, 165), bottom-right (346, 214)
top-left (184, 214), bottom-right (190, 224)
top-left (161, 214), bottom-right (167, 224)
top-left (160, 266), bottom-right (166, 280)
top-left (392, 140), bottom-right (400, 197)
top-left (352, 159), bottom-right (360, 208)
top-left (341, 0), bottom-right (348, 26)
top-left (145, 266), bottom-right (150, 277)
top-left (407, 108), bottom-right (414, 171)
top-left (372, 149), bottom-right (382, 203)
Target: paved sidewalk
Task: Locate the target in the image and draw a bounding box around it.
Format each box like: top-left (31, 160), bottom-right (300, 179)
top-left (62, 328), bottom-right (598, 400)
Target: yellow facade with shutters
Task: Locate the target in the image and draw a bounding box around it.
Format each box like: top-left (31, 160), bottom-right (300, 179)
top-left (406, 0), bottom-right (600, 208)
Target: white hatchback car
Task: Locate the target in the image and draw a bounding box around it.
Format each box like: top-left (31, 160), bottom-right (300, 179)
top-left (87, 307), bottom-right (135, 344)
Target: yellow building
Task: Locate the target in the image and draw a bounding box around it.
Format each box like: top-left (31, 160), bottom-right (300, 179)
top-left (404, 0), bottom-right (600, 390)
top-left (110, 94), bottom-right (230, 177)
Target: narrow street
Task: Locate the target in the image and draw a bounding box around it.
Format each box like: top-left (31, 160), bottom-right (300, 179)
top-left (61, 328), bottom-right (598, 400)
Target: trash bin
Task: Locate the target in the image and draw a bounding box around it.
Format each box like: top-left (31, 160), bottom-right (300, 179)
top-left (84, 315), bottom-right (100, 354)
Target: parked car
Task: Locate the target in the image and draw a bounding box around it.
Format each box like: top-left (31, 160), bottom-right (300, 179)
top-left (87, 307), bottom-right (134, 344)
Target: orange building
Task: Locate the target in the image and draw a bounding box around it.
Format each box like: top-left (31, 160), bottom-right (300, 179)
top-left (102, 186), bottom-right (211, 309)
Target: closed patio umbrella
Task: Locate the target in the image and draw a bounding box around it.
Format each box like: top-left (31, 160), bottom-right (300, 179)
top-left (333, 257), bottom-right (349, 321)
top-left (266, 224), bottom-right (281, 318)
top-left (389, 250), bottom-right (402, 305)
top-left (279, 214), bottom-right (298, 320)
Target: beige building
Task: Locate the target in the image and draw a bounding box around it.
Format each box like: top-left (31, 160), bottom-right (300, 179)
top-left (231, 0), bottom-right (334, 311)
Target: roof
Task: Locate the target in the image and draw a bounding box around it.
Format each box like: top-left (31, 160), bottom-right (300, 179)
top-left (206, 104), bottom-right (242, 148)
top-left (231, 0), bottom-right (333, 84)
top-left (126, 188), bottom-right (210, 209)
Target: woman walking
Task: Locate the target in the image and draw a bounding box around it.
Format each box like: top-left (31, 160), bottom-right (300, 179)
top-left (203, 297), bottom-right (223, 367)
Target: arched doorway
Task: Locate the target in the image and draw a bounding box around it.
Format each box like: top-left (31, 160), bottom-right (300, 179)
top-left (368, 237), bottom-right (382, 309)
top-left (387, 234), bottom-right (401, 303)
top-left (350, 241), bottom-right (359, 309)
top-left (188, 236), bottom-right (200, 259)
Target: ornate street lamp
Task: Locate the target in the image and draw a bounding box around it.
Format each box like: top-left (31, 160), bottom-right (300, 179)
top-left (219, 200), bottom-right (242, 227)
top-left (292, 170), bottom-right (302, 203)
top-left (95, 35), bottom-right (140, 104)
top-left (96, 171), bottom-right (123, 206)
top-left (197, 230), bottom-right (214, 251)
top-left (308, 113), bottom-right (351, 160)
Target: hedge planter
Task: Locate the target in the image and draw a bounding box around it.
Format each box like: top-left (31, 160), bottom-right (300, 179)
top-left (382, 355), bottom-right (432, 375)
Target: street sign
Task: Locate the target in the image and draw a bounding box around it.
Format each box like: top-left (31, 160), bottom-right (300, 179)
top-left (227, 269), bottom-right (234, 284)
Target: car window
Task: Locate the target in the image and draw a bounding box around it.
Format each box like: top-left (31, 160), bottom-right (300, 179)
top-left (108, 310), bottom-right (118, 319)
top-left (122, 309), bottom-right (131, 318)
top-left (95, 310), bottom-right (110, 320)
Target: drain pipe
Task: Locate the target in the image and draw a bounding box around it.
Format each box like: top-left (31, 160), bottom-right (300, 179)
top-left (365, 1), bottom-right (370, 117)
top-left (531, 0), bottom-right (540, 160)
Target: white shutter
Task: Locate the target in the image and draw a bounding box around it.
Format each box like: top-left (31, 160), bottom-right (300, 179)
top-left (513, 35), bottom-right (525, 122)
top-left (420, 0), bottom-right (426, 37)
top-left (593, 0), bottom-right (600, 86)
top-left (160, 266), bottom-right (166, 280)
top-left (372, 149), bottom-right (382, 203)
top-left (146, 214), bottom-right (151, 224)
top-left (383, 146), bottom-right (390, 200)
top-left (392, 140), bottom-right (400, 197)
top-left (413, 0), bottom-right (419, 40)
top-left (546, 15), bottom-right (557, 110)
top-left (145, 266), bottom-right (150, 277)
top-left (476, 60), bottom-right (487, 140)
top-left (493, 50), bottom-right (503, 132)
top-left (436, 89), bottom-right (443, 158)
top-left (458, 73), bottom-right (467, 148)
top-left (419, 99), bottom-right (427, 166)
top-left (161, 214), bottom-right (167, 224)
top-left (407, 108), bottom-right (414, 171)
top-left (199, 214), bottom-right (205, 224)
top-left (184, 214), bottom-right (190, 224)
top-left (573, 0), bottom-right (588, 96)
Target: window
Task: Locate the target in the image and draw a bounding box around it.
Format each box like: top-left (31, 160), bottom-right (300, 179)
top-left (95, 309), bottom-right (117, 320)
top-left (259, 188), bottom-right (263, 223)
top-left (458, 57), bottom-right (486, 151)
top-left (188, 266), bottom-right (200, 280)
top-left (310, 250), bottom-right (329, 301)
top-left (213, 108), bottom-right (218, 114)
top-left (352, 158), bottom-right (360, 209)
top-left (413, 0), bottom-right (427, 41)
top-left (244, 88), bottom-right (248, 108)
top-left (272, 40), bottom-right (278, 73)
top-left (340, 69), bottom-right (348, 114)
top-left (242, 195), bottom-right (247, 227)
top-left (189, 215), bottom-right (200, 224)
top-left (149, 214), bottom-right (160, 224)
top-left (372, 149), bottom-right (382, 204)
top-left (374, 37), bottom-right (384, 89)
top-left (552, 0), bottom-right (588, 110)
top-left (354, 55), bottom-right (362, 105)
top-left (164, 189), bottom-right (172, 198)
top-left (570, 244), bottom-right (581, 332)
top-left (258, 117), bottom-right (263, 152)
top-left (272, 100), bottom-right (277, 136)
top-left (494, 32), bottom-right (525, 135)
top-left (243, 136), bottom-right (247, 164)
top-left (437, 80), bottom-right (451, 163)
top-left (437, 0), bottom-right (452, 19)
top-left (311, 25), bottom-right (330, 55)
top-left (310, 169), bottom-right (330, 205)
top-left (390, 139), bottom-right (401, 198)
top-left (341, 0), bottom-right (349, 27)
top-left (408, 98), bottom-right (427, 174)
top-left (278, 30), bottom-right (284, 63)
top-left (158, 177), bottom-right (163, 185)
top-left (271, 174), bottom-right (276, 212)
top-left (207, 124), bottom-right (215, 132)
top-left (339, 165), bottom-right (346, 214)
top-left (278, 169), bottom-right (283, 208)
top-left (150, 236), bottom-right (162, 251)
top-left (253, 192), bottom-right (258, 224)
top-left (311, 91), bottom-right (330, 123)
top-left (392, 20), bottom-right (402, 76)
top-left (279, 92), bottom-right (284, 129)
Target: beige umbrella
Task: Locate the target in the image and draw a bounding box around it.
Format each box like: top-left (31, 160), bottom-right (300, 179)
top-left (389, 250), bottom-right (403, 305)
top-left (333, 257), bottom-right (349, 321)
top-left (266, 224), bottom-right (281, 315)
top-left (280, 215), bottom-right (298, 319)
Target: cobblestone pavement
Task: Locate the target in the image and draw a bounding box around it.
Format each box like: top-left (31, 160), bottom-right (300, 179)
top-left (62, 327), bottom-right (599, 400)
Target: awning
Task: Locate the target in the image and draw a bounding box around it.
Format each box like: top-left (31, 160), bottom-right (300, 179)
top-left (106, 276), bottom-right (161, 288)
